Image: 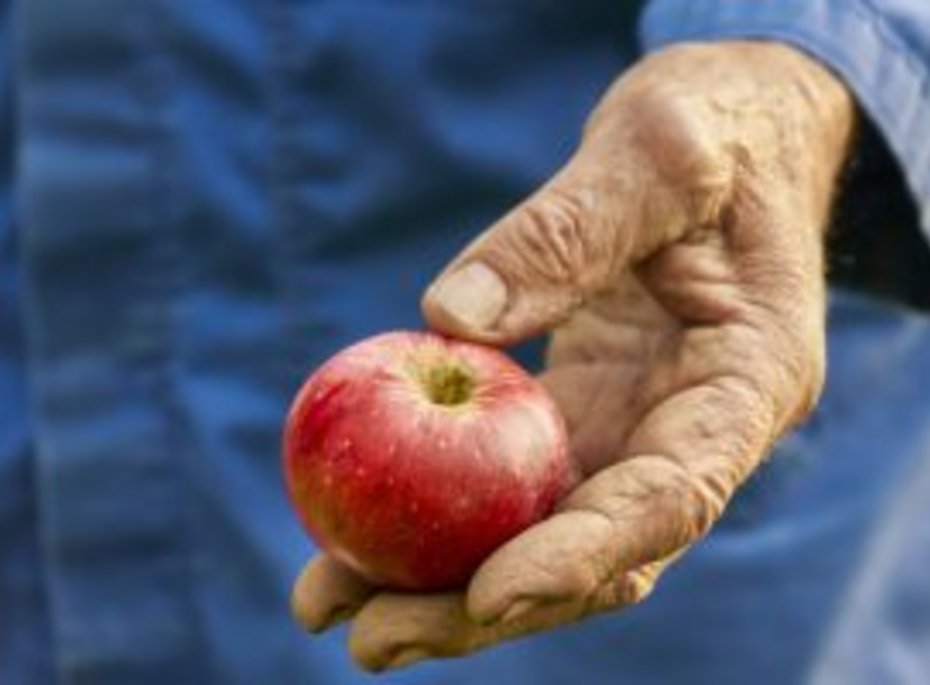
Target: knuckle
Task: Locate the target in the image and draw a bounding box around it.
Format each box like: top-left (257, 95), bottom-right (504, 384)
top-left (627, 87), bottom-right (732, 223)
top-left (783, 340), bottom-right (826, 426)
top-left (624, 455), bottom-right (730, 546)
top-left (704, 373), bottom-right (778, 477)
top-left (507, 184), bottom-right (606, 288)
top-left (720, 320), bottom-right (825, 434)
top-left (556, 509), bottom-right (622, 598)
top-left (754, 321), bottom-right (827, 428)
top-left (675, 463), bottom-right (729, 540)
top-left (569, 452), bottom-right (733, 555)
top-left (710, 372), bottom-right (775, 440)
top-left (641, 389), bottom-right (765, 536)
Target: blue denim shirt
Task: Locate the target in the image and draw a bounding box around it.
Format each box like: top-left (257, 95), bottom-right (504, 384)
top-left (2, 1), bottom-right (929, 683)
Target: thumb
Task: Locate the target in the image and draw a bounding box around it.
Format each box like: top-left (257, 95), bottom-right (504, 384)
top-left (421, 167), bottom-right (636, 345)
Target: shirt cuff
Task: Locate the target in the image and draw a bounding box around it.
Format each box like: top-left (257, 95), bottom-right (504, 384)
top-left (639, 0), bottom-right (930, 244)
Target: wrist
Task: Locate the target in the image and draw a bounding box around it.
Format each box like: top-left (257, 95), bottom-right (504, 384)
top-left (761, 41), bottom-right (858, 219)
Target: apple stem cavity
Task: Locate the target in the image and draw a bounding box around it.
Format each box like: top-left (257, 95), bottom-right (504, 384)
top-left (423, 363), bottom-right (475, 406)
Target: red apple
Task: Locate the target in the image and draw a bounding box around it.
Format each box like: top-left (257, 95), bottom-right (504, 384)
top-left (283, 330), bottom-right (574, 591)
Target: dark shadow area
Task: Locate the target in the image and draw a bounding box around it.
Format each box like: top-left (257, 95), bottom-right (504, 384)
top-left (829, 114), bottom-right (930, 311)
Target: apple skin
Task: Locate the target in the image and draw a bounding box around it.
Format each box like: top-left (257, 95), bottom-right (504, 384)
top-left (284, 330), bottom-right (574, 591)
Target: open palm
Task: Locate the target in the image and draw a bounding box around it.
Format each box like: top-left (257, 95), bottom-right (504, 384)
top-left (292, 41), bottom-right (855, 671)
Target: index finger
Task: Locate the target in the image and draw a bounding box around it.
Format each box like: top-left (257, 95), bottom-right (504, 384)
top-left (465, 371), bottom-right (776, 625)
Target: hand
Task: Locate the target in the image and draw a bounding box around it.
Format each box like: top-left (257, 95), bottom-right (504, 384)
top-left (291, 41), bottom-right (855, 671)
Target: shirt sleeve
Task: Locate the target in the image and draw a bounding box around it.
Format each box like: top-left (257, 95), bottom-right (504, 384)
top-left (639, 0), bottom-right (930, 245)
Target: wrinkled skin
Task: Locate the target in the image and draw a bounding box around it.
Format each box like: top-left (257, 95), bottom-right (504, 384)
top-left (291, 41), bottom-right (856, 672)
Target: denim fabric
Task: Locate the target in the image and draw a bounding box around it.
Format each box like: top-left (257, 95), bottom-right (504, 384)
top-left (2, 1), bottom-right (929, 683)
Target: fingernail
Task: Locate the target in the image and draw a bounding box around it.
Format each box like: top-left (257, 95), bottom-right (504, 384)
top-left (498, 597), bottom-right (539, 625)
top-left (384, 647), bottom-right (433, 671)
top-left (428, 262), bottom-right (507, 333)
